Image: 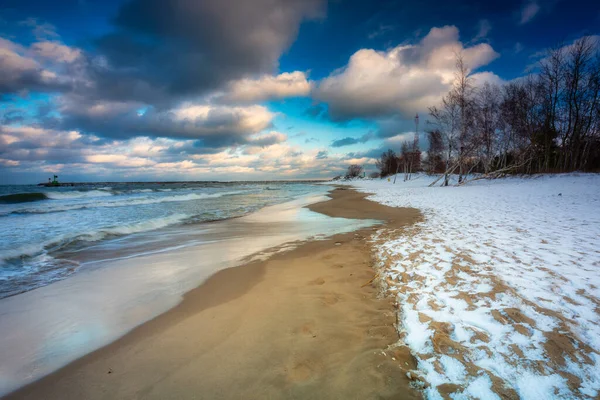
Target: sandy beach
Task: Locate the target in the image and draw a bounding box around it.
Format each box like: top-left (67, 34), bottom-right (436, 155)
top-left (7, 188), bottom-right (421, 399)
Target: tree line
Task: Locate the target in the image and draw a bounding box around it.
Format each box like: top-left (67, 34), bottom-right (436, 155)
top-left (375, 36), bottom-right (600, 184)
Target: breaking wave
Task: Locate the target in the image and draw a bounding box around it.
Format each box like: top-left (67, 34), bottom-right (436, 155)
top-left (0, 190), bottom-right (114, 204)
top-left (0, 213), bottom-right (192, 268)
top-left (45, 190), bottom-right (113, 200)
top-left (0, 193), bottom-right (49, 204)
top-left (1, 190), bottom-right (245, 216)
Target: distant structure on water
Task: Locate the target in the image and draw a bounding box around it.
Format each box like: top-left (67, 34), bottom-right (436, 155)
top-left (38, 175), bottom-right (73, 187)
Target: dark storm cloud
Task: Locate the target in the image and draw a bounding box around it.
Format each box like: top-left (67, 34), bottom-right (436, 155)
top-left (0, 0), bottom-right (326, 150)
top-left (331, 137), bottom-right (359, 147)
top-left (0, 51), bottom-right (69, 96)
top-left (247, 132), bottom-right (287, 147)
top-left (53, 95), bottom-right (276, 147)
top-left (347, 130), bottom-right (430, 162)
top-left (1, 0), bottom-right (327, 154)
top-left (330, 131), bottom-right (374, 147)
top-left (164, 141), bottom-right (227, 156)
top-left (0, 36), bottom-right (85, 96)
top-left (0, 71), bottom-right (64, 96)
top-left (60, 109), bottom-right (267, 146)
top-left (1, 147), bottom-right (87, 164)
top-left (376, 117), bottom-right (419, 138)
top-left (352, 146), bottom-right (389, 159)
top-left (0, 128), bottom-right (90, 164)
top-left (315, 150), bottom-right (328, 159)
top-left (1, 109), bottom-right (25, 125)
top-left (89, 0), bottom-right (326, 104)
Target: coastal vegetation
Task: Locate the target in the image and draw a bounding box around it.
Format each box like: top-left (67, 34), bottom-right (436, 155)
top-left (375, 36), bottom-right (600, 184)
top-left (345, 164), bottom-right (364, 179)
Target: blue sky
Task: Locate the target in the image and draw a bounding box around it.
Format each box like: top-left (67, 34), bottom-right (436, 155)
top-left (0, 0), bottom-right (598, 183)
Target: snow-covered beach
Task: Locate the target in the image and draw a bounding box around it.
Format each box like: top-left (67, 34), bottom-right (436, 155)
top-left (345, 173), bottom-right (600, 399)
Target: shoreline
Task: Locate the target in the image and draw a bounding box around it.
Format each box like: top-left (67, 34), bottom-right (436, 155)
top-left (6, 188), bottom-right (422, 399)
top-left (0, 188), bottom-right (377, 394)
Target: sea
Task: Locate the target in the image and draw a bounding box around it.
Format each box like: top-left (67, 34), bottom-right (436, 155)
top-left (0, 182), bottom-right (323, 299)
top-left (0, 181), bottom-right (380, 395)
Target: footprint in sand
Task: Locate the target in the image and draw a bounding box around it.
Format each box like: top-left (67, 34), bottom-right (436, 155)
top-left (295, 321), bottom-right (317, 337)
top-left (285, 359), bottom-right (324, 383)
top-left (321, 293), bottom-right (342, 305)
top-left (308, 277), bottom-right (326, 285)
top-left (287, 362), bottom-right (313, 383)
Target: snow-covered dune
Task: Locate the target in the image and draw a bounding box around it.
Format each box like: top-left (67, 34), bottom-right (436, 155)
top-left (348, 174), bottom-right (600, 399)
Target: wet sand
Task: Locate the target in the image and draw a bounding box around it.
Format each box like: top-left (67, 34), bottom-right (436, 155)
top-left (7, 188), bottom-right (422, 400)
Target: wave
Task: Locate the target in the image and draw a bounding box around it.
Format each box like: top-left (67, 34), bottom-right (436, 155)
top-left (1, 190), bottom-right (246, 216)
top-left (0, 213), bottom-right (192, 266)
top-left (107, 190), bottom-right (246, 208)
top-left (0, 253), bottom-right (81, 299)
top-left (77, 213), bottom-right (192, 241)
top-left (0, 190), bottom-right (117, 204)
top-left (0, 192), bottom-right (49, 204)
top-left (45, 190), bottom-right (114, 200)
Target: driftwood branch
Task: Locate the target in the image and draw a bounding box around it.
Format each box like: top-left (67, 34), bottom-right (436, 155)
top-left (428, 162), bottom-right (460, 187)
top-left (361, 273), bottom-right (380, 287)
top-left (458, 157), bottom-right (534, 186)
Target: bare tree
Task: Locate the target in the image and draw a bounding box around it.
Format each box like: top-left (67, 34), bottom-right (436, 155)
top-left (561, 36), bottom-right (600, 170)
top-left (452, 53), bottom-right (476, 182)
top-left (420, 36), bottom-right (600, 183)
top-left (474, 82), bottom-right (502, 173)
top-left (539, 43), bottom-right (565, 171)
top-left (429, 90), bottom-right (460, 186)
top-left (426, 130), bottom-right (445, 174)
top-left (346, 164), bottom-right (364, 178)
top-left (400, 141), bottom-right (410, 182)
top-left (375, 149), bottom-right (399, 177)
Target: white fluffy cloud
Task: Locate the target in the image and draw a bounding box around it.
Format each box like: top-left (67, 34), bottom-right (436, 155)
top-left (170, 103), bottom-right (275, 137)
top-left (86, 154), bottom-right (155, 167)
top-left (0, 125), bottom-right (84, 148)
top-left (314, 26), bottom-right (500, 121)
top-left (0, 37), bottom-right (84, 94)
top-left (31, 41), bottom-right (82, 63)
top-left (0, 38), bottom-right (54, 93)
top-left (0, 116), bottom-right (365, 180)
top-left (0, 123), bottom-right (319, 177)
top-left (220, 71), bottom-right (312, 103)
top-left (470, 71), bottom-right (506, 87)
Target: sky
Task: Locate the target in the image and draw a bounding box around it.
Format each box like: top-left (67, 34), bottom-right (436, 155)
top-left (0, 0), bottom-right (598, 183)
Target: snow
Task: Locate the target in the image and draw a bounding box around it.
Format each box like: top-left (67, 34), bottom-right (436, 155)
top-left (403, 302), bottom-right (434, 353)
top-left (345, 173), bottom-right (600, 399)
top-left (440, 355), bottom-right (467, 382)
top-left (463, 375), bottom-right (500, 400)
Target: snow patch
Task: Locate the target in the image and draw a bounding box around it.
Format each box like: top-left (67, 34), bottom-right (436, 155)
top-left (347, 174), bottom-right (600, 399)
